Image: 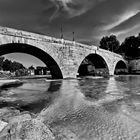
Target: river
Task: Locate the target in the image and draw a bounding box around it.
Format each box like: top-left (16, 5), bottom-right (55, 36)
top-left (1, 75), bottom-right (140, 139)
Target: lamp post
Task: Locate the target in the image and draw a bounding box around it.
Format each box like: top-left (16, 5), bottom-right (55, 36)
top-left (72, 32), bottom-right (75, 41)
top-left (60, 25), bottom-right (64, 44)
top-left (60, 25), bottom-right (63, 39)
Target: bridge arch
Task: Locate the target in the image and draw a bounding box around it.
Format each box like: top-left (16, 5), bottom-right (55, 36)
top-left (77, 53), bottom-right (109, 77)
top-left (0, 43), bottom-right (63, 79)
top-left (114, 60), bottom-right (128, 75)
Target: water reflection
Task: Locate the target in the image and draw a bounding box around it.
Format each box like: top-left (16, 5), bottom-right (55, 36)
top-left (1, 76), bottom-right (140, 139)
top-left (47, 80), bottom-right (62, 92)
top-left (19, 80), bottom-right (62, 113)
top-left (0, 79), bottom-right (62, 113)
top-left (0, 81), bottom-right (23, 91)
top-left (39, 77), bottom-right (140, 139)
top-left (78, 77), bottom-right (108, 101)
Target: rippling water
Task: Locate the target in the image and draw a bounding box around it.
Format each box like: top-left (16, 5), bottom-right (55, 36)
top-left (1, 76), bottom-right (140, 139)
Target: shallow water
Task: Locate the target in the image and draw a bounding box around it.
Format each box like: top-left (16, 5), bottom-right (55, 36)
top-left (1, 76), bottom-right (140, 139)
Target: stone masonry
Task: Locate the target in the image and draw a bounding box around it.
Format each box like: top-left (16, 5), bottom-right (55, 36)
top-left (0, 26), bottom-right (127, 78)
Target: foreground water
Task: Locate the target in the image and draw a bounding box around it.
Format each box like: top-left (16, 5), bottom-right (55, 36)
top-left (1, 75), bottom-right (140, 139)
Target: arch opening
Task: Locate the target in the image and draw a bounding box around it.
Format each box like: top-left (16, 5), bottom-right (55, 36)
top-left (0, 43), bottom-right (63, 79)
top-left (114, 60), bottom-right (128, 75)
top-left (78, 54), bottom-right (109, 77)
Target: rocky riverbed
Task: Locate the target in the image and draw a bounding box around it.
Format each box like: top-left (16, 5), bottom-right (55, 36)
top-left (0, 107), bottom-right (55, 140)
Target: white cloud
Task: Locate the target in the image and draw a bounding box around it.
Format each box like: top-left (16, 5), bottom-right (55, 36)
top-left (104, 9), bottom-right (140, 30)
top-left (49, 0), bottom-right (107, 20)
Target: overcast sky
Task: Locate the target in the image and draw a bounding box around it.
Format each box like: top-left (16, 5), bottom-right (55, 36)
top-left (1, 0), bottom-right (140, 67)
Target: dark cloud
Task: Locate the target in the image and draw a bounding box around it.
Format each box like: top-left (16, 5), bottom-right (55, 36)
top-left (0, 0), bottom-right (140, 45)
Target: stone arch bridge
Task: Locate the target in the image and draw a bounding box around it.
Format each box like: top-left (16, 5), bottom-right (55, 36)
top-left (0, 26), bottom-right (127, 79)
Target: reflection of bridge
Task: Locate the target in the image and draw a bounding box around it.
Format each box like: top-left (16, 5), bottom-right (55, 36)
top-left (0, 26), bottom-right (127, 79)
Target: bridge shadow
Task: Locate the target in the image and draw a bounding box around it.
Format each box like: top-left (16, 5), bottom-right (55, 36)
top-left (78, 76), bottom-right (140, 116)
top-left (19, 80), bottom-right (62, 113)
top-left (78, 77), bottom-right (109, 101)
top-left (0, 79), bottom-right (62, 114)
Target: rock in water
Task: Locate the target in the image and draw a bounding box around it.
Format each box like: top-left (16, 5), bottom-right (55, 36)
top-left (0, 108), bottom-right (20, 122)
top-left (0, 120), bottom-right (8, 132)
top-left (0, 114), bottom-right (55, 140)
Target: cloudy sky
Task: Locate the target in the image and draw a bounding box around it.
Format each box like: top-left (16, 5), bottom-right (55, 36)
top-left (1, 0), bottom-right (140, 67)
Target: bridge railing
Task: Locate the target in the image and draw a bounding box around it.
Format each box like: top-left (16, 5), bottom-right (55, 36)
top-left (0, 27), bottom-right (92, 49)
top-left (0, 26), bottom-right (76, 46)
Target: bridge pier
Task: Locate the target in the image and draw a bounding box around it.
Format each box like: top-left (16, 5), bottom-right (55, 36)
top-left (62, 73), bottom-right (77, 79)
top-left (61, 65), bottom-right (78, 79)
top-left (108, 69), bottom-right (114, 76)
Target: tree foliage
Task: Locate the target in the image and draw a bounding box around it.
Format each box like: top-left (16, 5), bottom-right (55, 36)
top-left (2, 58), bottom-right (25, 72)
top-left (15, 69), bottom-right (28, 76)
top-left (11, 61), bottom-right (25, 72)
top-left (120, 34), bottom-right (140, 58)
top-left (100, 35), bottom-right (120, 52)
top-left (3, 59), bottom-right (12, 71)
top-left (0, 57), bottom-right (4, 70)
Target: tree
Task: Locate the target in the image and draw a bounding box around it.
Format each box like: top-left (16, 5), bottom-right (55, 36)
top-left (15, 69), bottom-right (28, 76)
top-left (137, 33), bottom-right (140, 48)
top-left (3, 59), bottom-right (12, 71)
top-left (3, 59), bottom-right (25, 72)
top-left (11, 61), bottom-right (25, 72)
top-left (100, 35), bottom-right (120, 52)
top-left (0, 57), bottom-right (4, 70)
top-left (120, 35), bottom-right (140, 58)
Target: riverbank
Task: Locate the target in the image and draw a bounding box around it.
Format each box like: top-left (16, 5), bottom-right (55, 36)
top-left (10, 75), bottom-right (52, 80)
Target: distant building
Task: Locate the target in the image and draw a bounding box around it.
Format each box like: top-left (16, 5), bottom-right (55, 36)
top-left (129, 59), bottom-right (140, 74)
top-left (35, 66), bottom-right (50, 75)
top-left (28, 66), bottom-right (35, 75)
